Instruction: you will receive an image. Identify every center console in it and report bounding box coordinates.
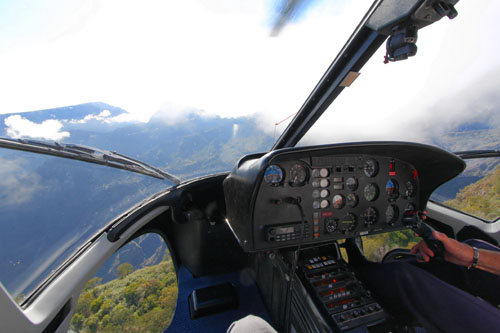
[252,243,388,332]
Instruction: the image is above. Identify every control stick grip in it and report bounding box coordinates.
[412,222,445,262]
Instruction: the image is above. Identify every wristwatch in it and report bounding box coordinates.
[468,247,479,270]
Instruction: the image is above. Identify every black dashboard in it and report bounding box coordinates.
[223,142,465,252]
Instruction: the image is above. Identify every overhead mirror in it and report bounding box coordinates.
[70,233,177,332]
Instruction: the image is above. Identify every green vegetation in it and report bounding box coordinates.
[444,165,500,221]
[71,254,177,333]
[362,230,420,262]
[117,263,133,279]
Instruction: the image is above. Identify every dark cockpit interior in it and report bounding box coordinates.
[161,141,467,332]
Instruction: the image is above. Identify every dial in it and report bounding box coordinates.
[363,183,379,202]
[347,193,359,207]
[320,199,330,209]
[264,165,284,184]
[324,217,338,233]
[363,159,379,178]
[320,168,329,178]
[385,179,399,199]
[404,181,415,198]
[289,164,308,186]
[312,180,320,188]
[313,201,320,209]
[312,190,320,199]
[320,189,329,198]
[363,207,378,226]
[385,205,399,225]
[332,194,345,209]
[346,177,358,191]
[404,203,416,214]
[320,179,330,188]
[402,203,416,226]
[340,213,357,233]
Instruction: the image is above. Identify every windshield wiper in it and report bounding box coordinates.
[454,150,500,160]
[0,137,180,183]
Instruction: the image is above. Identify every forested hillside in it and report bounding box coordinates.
[71,253,177,333]
[445,165,500,221]
[362,230,420,262]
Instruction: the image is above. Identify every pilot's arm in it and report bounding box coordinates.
[411,230,500,276]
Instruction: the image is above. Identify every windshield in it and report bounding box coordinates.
[0,0,373,305]
[0,0,373,180]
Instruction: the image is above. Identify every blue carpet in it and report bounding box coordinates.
[166,265,272,332]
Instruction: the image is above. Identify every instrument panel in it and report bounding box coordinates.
[223,142,465,252]
[254,155,419,246]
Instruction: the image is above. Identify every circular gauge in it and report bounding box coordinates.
[340,213,357,233]
[313,201,320,209]
[404,181,415,198]
[320,168,329,178]
[346,177,358,191]
[312,190,320,199]
[324,217,338,234]
[289,164,308,187]
[385,205,399,225]
[363,183,379,202]
[320,189,329,198]
[263,165,284,185]
[332,194,345,209]
[363,159,379,178]
[363,207,378,226]
[320,179,330,188]
[312,180,320,188]
[402,203,416,226]
[385,179,399,199]
[320,199,330,209]
[347,193,359,207]
[312,169,320,178]
[404,203,416,215]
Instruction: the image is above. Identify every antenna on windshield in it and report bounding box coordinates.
[274,112,297,142]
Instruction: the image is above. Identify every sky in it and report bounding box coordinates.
[1,0,499,145]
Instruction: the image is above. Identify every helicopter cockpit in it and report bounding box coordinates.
[2,0,500,332]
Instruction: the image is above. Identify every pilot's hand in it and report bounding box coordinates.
[411,230,474,267]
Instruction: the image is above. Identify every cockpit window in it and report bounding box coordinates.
[0,149,170,304]
[431,160,500,222]
[297,1,500,153]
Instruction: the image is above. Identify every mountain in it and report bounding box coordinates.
[444,165,500,221]
[1,102,274,180]
[0,102,128,132]
[95,233,168,284]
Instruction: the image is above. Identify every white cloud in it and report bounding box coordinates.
[0,0,498,147]
[4,115,70,141]
[0,0,372,123]
[295,0,500,146]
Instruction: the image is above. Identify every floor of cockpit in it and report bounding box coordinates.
[166,265,272,333]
